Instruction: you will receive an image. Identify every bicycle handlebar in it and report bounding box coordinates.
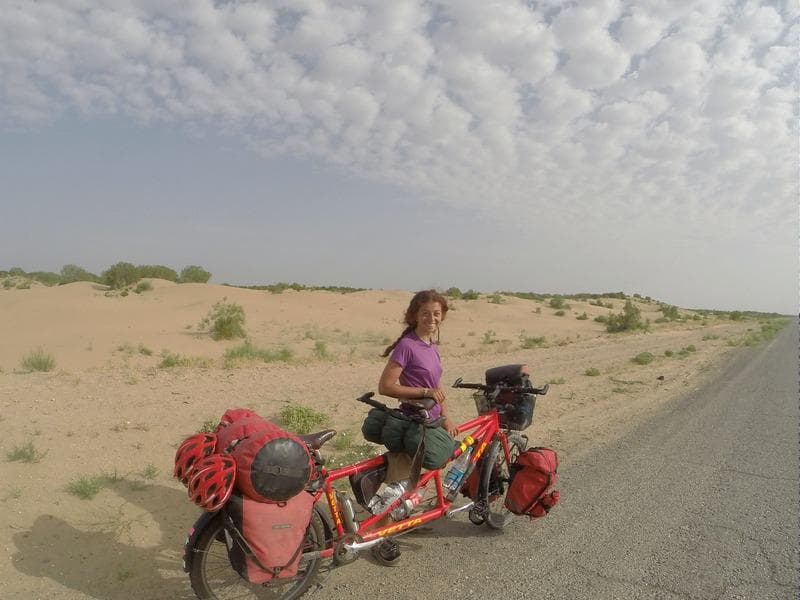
[451,377,549,396]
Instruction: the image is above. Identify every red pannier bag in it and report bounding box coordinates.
[504,447,560,518]
[216,409,314,503]
[223,491,315,583]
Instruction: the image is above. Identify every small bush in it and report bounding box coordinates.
[482,330,497,344]
[313,340,331,360]
[520,335,546,349]
[199,418,217,433]
[141,464,159,480]
[660,304,681,320]
[632,352,655,365]
[549,297,570,310]
[20,348,56,372]
[585,367,601,376]
[179,265,212,284]
[199,300,246,340]
[138,344,153,356]
[102,262,139,290]
[136,264,178,281]
[134,281,153,294]
[60,264,100,284]
[279,404,328,434]
[664,350,674,357]
[606,300,649,333]
[554,310,566,316]
[461,289,480,300]
[702,334,719,341]
[67,475,104,500]
[224,341,293,367]
[445,287,462,299]
[547,377,566,385]
[594,315,608,323]
[488,293,504,304]
[576,312,588,320]
[6,440,47,463]
[158,351,191,368]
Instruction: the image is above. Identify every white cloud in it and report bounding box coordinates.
[0,0,795,236]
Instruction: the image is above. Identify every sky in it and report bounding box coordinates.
[0,0,797,315]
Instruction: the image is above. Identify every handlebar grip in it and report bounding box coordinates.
[356,392,388,411]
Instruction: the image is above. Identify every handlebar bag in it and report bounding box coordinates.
[504,447,560,518]
[217,411,314,503]
[223,491,314,584]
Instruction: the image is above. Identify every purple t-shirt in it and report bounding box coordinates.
[390,333,443,420]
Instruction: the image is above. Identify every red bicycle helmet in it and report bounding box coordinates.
[174,433,218,485]
[187,454,236,511]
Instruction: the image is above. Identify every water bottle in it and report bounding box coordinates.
[390,490,423,520]
[367,480,409,516]
[443,446,473,501]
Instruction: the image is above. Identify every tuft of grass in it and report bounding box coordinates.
[333,430,354,451]
[279,404,329,434]
[20,348,56,372]
[6,440,47,463]
[313,340,331,360]
[158,351,191,368]
[664,349,674,357]
[138,344,153,356]
[547,377,566,385]
[702,333,720,341]
[576,312,588,320]
[141,464,159,480]
[199,299,246,340]
[134,281,153,294]
[482,330,497,345]
[632,352,655,365]
[584,367,601,377]
[199,418,217,433]
[487,293,504,304]
[554,310,566,316]
[520,335,546,349]
[67,475,104,500]
[224,341,294,367]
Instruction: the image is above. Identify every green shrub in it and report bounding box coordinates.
[554,310,565,316]
[659,304,681,320]
[141,464,159,480]
[102,262,139,289]
[179,265,212,283]
[632,352,655,365]
[28,271,61,286]
[134,281,153,294]
[279,404,328,434]
[223,341,293,366]
[158,351,191,368]
[461,289,480,300]
[520,335,546,349]
[6,440,47,463]
[729,311,744,321]
[60,264,100,284]
[200,300,246,340]
[482,330,497,344]
[549,297,570,310]
[576,312,588,320]
[445,287,462,299]
[20,348,56,372]
[664,350,674,357]
[199,418,217,433]
[606,300,648,333]
[584,367,601,376]
[313,340,331,360]
[67,475,104,500]
[594,315,608,323]
[136,264,178,281]
[488,293,504,304]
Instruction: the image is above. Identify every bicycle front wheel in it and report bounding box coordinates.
[481,433,526,530]
[188,511,325,600]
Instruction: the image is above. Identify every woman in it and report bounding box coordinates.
[372,289,458,565]
[379,289,458,437]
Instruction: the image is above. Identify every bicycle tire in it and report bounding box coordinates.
[189,510,325,600]
[480,433,526,530]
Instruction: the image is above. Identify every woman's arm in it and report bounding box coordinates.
[378,360,430,400]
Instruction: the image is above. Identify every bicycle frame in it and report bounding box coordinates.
[311,409,512,559]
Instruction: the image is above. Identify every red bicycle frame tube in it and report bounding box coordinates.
[313,409,507,558]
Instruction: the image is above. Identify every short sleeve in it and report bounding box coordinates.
[390,338,412,369]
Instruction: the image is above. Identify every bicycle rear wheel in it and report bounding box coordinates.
[188,511,325,600]
[481,433,526,530]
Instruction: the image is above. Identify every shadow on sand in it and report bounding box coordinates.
[12,482,201,599]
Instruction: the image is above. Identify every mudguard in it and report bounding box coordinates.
[182,510,218,573]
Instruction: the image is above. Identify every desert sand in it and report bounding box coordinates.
[0,281,764,599]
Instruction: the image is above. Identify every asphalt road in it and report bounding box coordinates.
[318,320,799,600]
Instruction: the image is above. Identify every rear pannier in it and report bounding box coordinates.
[504,447,560,518]
[223,491,315,583]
